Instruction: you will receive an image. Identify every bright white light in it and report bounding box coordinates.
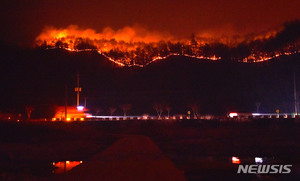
[252,113,260,116]
[255,157,263,164]
[229,113,238,118]
[77,106,84,111]
[232,156,241,164]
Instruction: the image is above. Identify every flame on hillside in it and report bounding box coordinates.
[36,25,175,50]
[35,24,300,66]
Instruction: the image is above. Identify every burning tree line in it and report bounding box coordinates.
[36,21,300,66]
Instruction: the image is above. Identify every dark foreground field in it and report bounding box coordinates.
[1,119,300,180]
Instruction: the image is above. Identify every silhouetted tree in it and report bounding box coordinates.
[165,105,172,118]
[55,41,64,48]
[211,43,231,61]
[189,104,200,118]
[120,104,132,116]
[202,44,213,57]
[108,107,117,116]
[158,41,169,57]
[26,106,35,119]
[153,103,164,118]
[256,102,261,113]
[190,33,198,47]
[74,38,97,50]
[95,108,103,116]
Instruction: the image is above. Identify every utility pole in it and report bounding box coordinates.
[294,71,298,115]
[256,102,261,113]
[75,73,82,106]
[65,85,68,120]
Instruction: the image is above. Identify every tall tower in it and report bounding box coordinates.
[294,71,298,115]
[75,73,82,106]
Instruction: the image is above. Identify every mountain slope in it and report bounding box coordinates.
[0,47,299,117]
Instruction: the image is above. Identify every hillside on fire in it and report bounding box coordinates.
[35,21,300,66]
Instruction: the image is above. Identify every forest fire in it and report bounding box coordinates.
[35,24,300,66]
[34,25,224,66]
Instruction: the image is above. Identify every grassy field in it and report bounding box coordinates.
[0,119,300,180]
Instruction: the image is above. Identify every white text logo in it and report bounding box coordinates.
[237,165,292,174]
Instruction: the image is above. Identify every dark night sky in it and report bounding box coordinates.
[0,0,300,46]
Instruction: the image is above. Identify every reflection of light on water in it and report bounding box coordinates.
[52,161,83,174]
[232,157,241,164]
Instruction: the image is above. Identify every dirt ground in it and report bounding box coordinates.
[0,119,300,180]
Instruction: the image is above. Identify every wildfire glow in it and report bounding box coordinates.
[35,25,299,66]
[36,25,174,45]
[35,25,223,66]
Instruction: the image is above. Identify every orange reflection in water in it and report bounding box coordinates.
[231,157,241,164]
[52,161,83,174]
